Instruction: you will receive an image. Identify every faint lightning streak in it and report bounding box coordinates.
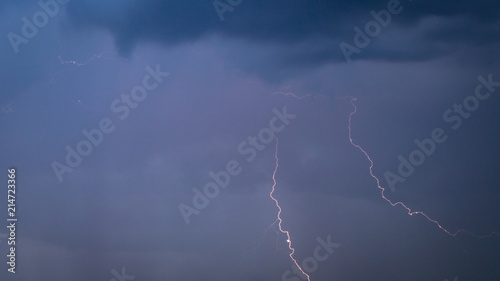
[347,97,500,238]
[46,51,116,85]
[57,51,112,67]
[272,86,311,100]
[270,137,311,281]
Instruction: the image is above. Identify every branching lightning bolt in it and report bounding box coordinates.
[347,96,500,238]
[270,137,311,281]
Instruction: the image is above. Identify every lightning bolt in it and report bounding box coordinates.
[57,51,115,67]
[270,137,311,281]
[46,51,118,85]
[272,86,311,100]
[347,96,500,238]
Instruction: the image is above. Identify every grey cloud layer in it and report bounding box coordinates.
[59,0,500,62]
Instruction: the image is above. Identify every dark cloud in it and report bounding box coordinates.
[61,0,500,64]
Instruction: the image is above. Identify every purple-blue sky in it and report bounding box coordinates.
[0,0,500,280]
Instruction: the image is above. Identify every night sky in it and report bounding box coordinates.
[1,0,500,280]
